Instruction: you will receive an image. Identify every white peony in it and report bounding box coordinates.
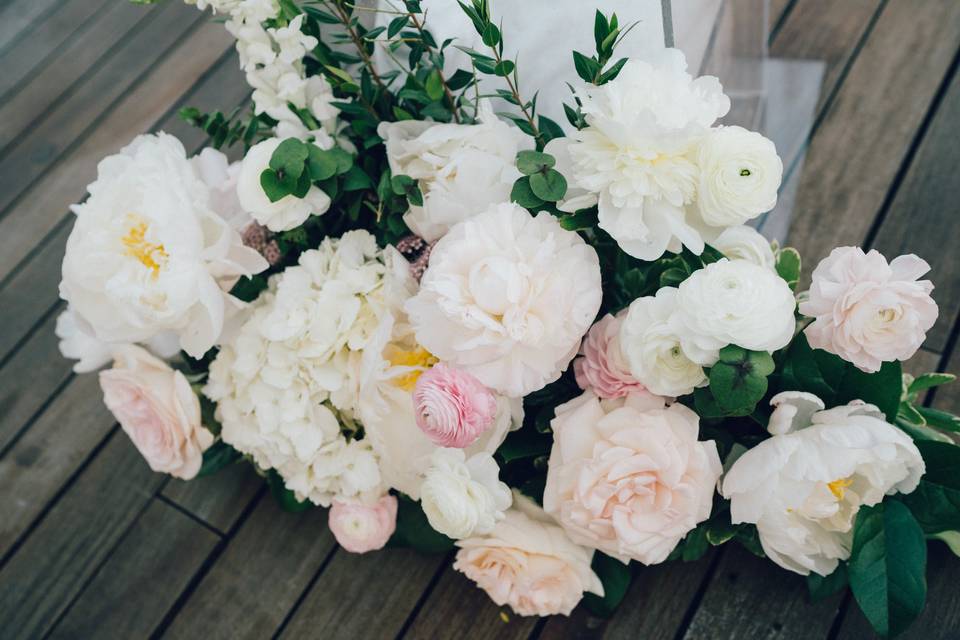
[696,126,782,227]
[420,448,512,539]
[59,133,267,358]
[547,48,730,260]
[619,288,706,397]
[673,259,796,365]
[404,203,603,397]
[56,308,114,373]
[237,137,332,232]
[204,231,403,505]
[722,393,925,576]
[377,101,529,242]
[708,225,776,270]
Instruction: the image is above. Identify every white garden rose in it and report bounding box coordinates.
[420,448,512,539]
[673,259,796,365]
[619,288,706,397]
[59,133,268,358]
[708,225,776,271]
[547,48,730,261]
[237,137,332,232]
[722,393,925,576]
[404,203,603,397]
[377,101,529,242]
[696,126,782,227]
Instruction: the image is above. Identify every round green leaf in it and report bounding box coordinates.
[510,177,545,209]
[516,150,555,175]
[528,168,567,202]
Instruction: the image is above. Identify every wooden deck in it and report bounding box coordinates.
[1,1,959,638]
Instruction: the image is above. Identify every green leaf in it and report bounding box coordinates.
[424,69,445,101]
[481,22,500,46]
[598,57,628,83]
[681,526,710,561]
[342,165,373,191]
[908,372,955,395]
[537,115,565,144]
[516,150,555,175]
[900,440,960,533]
[267,470,313,512]
[916,406,960,432]
[328,147,354,175]
[260,169,290,203]
[659,267,689,288]
[493,60,515,77]
[446,68,475,91]
[306,145,339,181]
[807,564,848,602]
[558,209,598,231]
[775,247,802,291]
[389,494,455,553]
[387,15,409,38]
[196,440,241,478]
[269,138,309,186]
[510,177,545,209]
[593,10,609,53]
[583,553,631,617]
[895,417,954,443]
[848,501,927,638]
[572,51,600,83]
[497,425,552,463]
[708,345,775,413]
[528,168,567,201]
[931,530,960,557]
[391,174,424,207]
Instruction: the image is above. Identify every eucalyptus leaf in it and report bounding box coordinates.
[528,168,567,201]
[306,145,339,181]
[260,169,289,203]
[516,150,555,175]
[510,177,545,209]
[708,345,775,413]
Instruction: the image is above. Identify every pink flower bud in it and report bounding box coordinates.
[328,495,398,554]
[413,363,498,448]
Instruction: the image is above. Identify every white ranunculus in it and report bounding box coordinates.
[237,137,332,232]
[404,203,603,397]
[548,48,730,261]
[420,448,512,539]
[377,101,529,242]
[673,259,796,365]
[722,393,925,576]
[619,288,706,397]
[709,225,776,271]
[696,126,782,227]
[59,133,268,358]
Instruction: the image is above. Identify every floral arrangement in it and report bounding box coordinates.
[57,0,960,635]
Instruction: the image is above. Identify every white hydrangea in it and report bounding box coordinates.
[205,231,407,505]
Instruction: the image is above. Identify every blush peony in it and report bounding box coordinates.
[404,203,603,397]
[413,363,499,448]
[573,311,648,400]
[799,247,938,373]
[99,345,213,479]
[454,492,604,617]
[543,392,722,565]
[328,495,398,554]
[722,392,925,576]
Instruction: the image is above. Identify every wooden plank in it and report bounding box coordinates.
[0,433,166,640]
[868,71,960,352]
[0,0,203,215]
[0,0,61,54]
[162,462,264,533]
[0,373,114,556]
[0,20,238,284]
[46,499,220,639]
[279,548,447,639]
[680,546,844,639]
[0,0,113,101]
[786,0,960,280]
[401,566,539,640]
[539,553,716,639]
[0,0,154,153]
[162,498,336,640]
[934,347,960,415]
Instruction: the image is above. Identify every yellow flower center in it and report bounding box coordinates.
[387,346,438,391]
[827,477,853,501]
[121,219,167,277]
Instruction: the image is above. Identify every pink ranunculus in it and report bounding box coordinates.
[573,312,648,399]
[99,345,213,480]
[413,363,498,448]
[328,495,398,553]
[543,392,722,565]
[454,492,604,617]
[799,247,938,373]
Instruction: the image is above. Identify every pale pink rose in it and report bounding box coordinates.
[799,247,938,372]
[328,495,398,553]
[454,492,603,617]
[413,363,498,448]
[99,345,213,480]
[573,312,648,399]
[543,392,721,565]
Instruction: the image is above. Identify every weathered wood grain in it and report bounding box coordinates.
[46,499,220,640]
[162,462,264,534]
[0,0,203,216]
[0,0,113,100]
[681,546,844,639]
[162,497,336,640]
[401,566,539,640]
[0,0,62,54]
[933,346,960,415]
[0,373,114,557]
[868,69,960,353]
[0,433,165,640]
[279,548,447,639]
[786,0,960,280]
